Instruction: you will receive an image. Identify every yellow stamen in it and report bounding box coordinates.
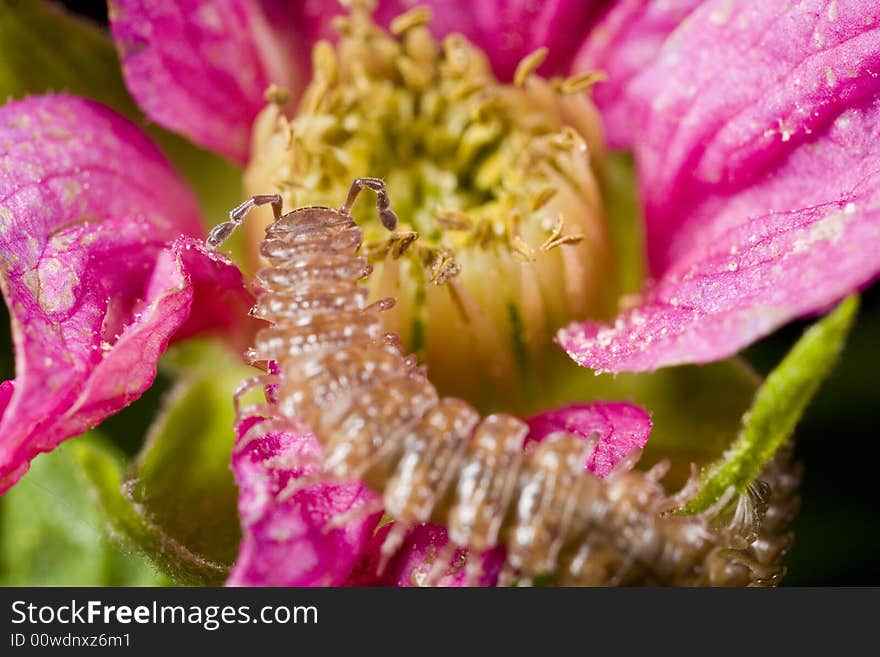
[435,209,473,231]
[263,84,291,106]
[555,70,607,95]
[390,6,433,35]
[243,5,611,408]
[514,48,549,87]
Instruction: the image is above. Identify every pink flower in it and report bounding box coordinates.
[108,0,880,373]
[2,0,875,586]
[0,94,252,492]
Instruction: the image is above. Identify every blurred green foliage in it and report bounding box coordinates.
[0,435,169,586]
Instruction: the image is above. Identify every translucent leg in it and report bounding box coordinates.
[234,415,296,454]
[422,543,458,587]
[321,497,384,533]
[233,374,281,422]
[496,562,519,587]
[377,521,410,576]
[207,194,283,249]
[608,550,637,586]
[464,552,484,587]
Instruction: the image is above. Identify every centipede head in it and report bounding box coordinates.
[264,205,355,235]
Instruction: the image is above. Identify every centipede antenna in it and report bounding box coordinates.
[339,177,399,231]
[206,193,284,249]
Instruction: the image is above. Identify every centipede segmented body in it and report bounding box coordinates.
[207,179,799,586]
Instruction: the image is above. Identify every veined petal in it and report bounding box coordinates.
[450,0,611,80]
[560,0,880,373]
[0,94,250,492]
[109,0,307,164]
[631,0,880,273]
[226,417,381,587]
[525,401,652,478]
[571,0,704,149]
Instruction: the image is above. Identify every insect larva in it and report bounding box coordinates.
[207,180,798,586]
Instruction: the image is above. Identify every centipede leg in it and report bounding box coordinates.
[464,552,484,586]
[320,497,385,533]
[233,374,281,421]
[496,563,520,587]
[206,193,284,249]
[607,550,638,586]
[422,542,459,587]
[377,521,411,575]
[234,414,313,465]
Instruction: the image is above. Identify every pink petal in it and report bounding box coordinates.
[0,94,251,492]
[346,522,506,587]
[571,0,704,149]
[560,0,880,373]
[344,401,652,586]
[294,1,609,80]
[525,401,652,478]
[108,0,615,163]
[109,0,307,164]
[632,0,880,273]
[442,0,610,80]
[227,417,381,586]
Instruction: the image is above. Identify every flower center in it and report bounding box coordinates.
[245,3,612,411]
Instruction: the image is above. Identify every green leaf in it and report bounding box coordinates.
[679,295,859,514]
[0,434,166,586]
[0,0,138,117]
[73,435,226,585]
[0,0,243,240]
[107,340,254,583]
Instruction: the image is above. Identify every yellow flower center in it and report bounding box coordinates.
[245,4,613,411]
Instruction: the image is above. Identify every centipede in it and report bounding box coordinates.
[207,179,800,586]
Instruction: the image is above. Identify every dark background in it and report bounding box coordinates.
[1,0,876,586]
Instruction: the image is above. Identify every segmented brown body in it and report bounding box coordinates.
[208,180,798,586]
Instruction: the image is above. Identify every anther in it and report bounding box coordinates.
[514,48,549,87]
[390,6,433,35]
[555,71,607,95]
[264,84,291,106]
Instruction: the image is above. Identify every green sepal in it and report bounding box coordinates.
[72,434,226,585]
[0,434,167,586]
[679,296,859,514]
[113,340,254,583]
